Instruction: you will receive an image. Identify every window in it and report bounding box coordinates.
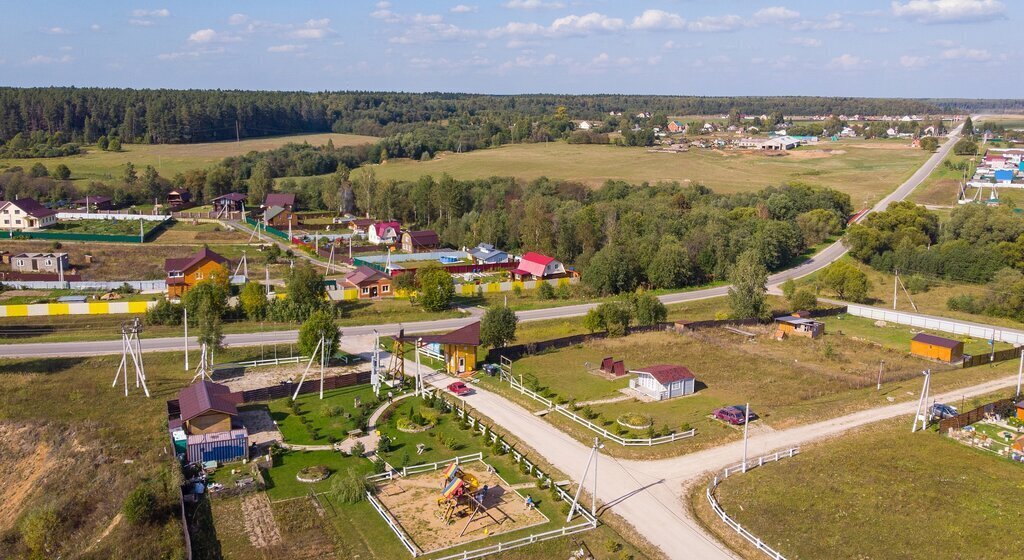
[45,260,52,266]
[362,287,369,294]
[382,284,390,293]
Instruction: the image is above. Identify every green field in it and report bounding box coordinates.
[46,218,164,236]
[352,139,929,209]
[263,384,380,446]
[820,314,1012,355]
[908,154,975,206]
[694,416,1024,559]
[0,133,377,181]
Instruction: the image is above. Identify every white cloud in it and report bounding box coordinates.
[892,0,1005,23]
[90,24,101,31]
[789,13,845,30]
[754,6,800,22]
[132,8,170,18]
[26,54,73,65]
[228,13,248,25]
[157,47,223,61]
[503,0,565,9]
[290,18,332,39]
[188,28,218,43]
[785,37,821,47]
[450,4,477,13]
[941,46,991,60]
[500,53,558,70]
[267,44,306,53]
[630,9,686,30]
[687,15,745,33]
[550,13,625,35]
[43,27,70,35]
[900,55,930,67]
[826,53,868,70]
[129,19,153,27]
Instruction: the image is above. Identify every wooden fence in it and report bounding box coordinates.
[962,346,1024,369]
[938,398,1017,432]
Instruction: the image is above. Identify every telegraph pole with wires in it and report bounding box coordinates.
[293,335,327,400]
[912,369,932,432]
[113,318,150,398]
[741,402,751,472]
[567,437,602,522]
[1016,348,1023,398]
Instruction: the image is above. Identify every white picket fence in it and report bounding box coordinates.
[706,447,800,560]
[365,392,599,558]
[223,355,307,369]
[504,373,696,446]
[845,304,1024,345]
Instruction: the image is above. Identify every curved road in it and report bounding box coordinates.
[0,123,963,359]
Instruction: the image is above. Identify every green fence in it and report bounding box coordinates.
[6,219,169,244]
[245,217,290,240]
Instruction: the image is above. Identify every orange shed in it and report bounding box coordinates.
[910,333,964,363]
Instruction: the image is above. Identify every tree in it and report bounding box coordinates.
[727,250,769,319]
[795,209,842,246]
[97,135,109,150]
[590,301,632,336]
[919,136,939,151]
[248,159,273,207]
[239,281,268,320]
[630,292,667,326]
[141,165,161,201]
[583,244,639,295]
[962,116,974,137]
[818,260,870,302]
[298,309,339,357]
[184,276,229,352]
[29,162,48,178]
[647,240,691,289]
[953,138,978,156]
[789,287,818,310]
[122,161,138,186]
[417,263,454,312]
[286,263,327,317]
[480,305,518,348]
[537,281,555,300]
[108,137,122,152]
[51,164,71,180]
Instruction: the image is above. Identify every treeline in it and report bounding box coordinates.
[0,87,946,147]
[926,98,1024,113]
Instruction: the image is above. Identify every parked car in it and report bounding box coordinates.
[713,405,756,425]
[929,403,959,419]
[447,381,472,396]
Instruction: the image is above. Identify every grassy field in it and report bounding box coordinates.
[693,415,1024,559]
[820,314,1012,355]
[45,218,164,236]
[909,154,975,206]
[263,384,379,446]
[0,133,378,182]
[351,138,929,208]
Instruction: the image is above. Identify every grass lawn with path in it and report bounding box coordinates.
[265,383,381,445]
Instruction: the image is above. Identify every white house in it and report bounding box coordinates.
[0,198,57,230]
[577,120,593,130]
[368,221,401,245]
[629,365,696,401]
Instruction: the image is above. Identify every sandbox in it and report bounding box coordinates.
[375,462,549,554]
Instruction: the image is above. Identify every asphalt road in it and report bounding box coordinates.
[0,125,963,360]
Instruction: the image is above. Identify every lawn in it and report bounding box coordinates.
[263,449,375,501]
[265,384,380,445]
[908,154,975,206]
[46,218,165,236]
[0,133,378,182]
[820,314,1012,355]
[351,138,930,209]
[693,416,1024,560]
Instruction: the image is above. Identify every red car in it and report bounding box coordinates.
[447,381,472,396]
[713,405,756,425]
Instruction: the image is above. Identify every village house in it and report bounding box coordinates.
[576,120,593,130]
[401,230,440,253]
[11,252,69,274]
[0,198,58,230]
[349,218,375,235]
[164,247,229,299]
[910,333,964,363]
[264,205,297,229]
[211,192,247,213]
[174,380,248,464]
[467,243,510,265]
[512,252,566,280]
[402,322,480,375]
[773,314,824,339]
[629,364,696,401]
[342,266,393,299]
[667,120,685,133]
[166,189,192,207]
[368,221,401,245]
[72,195,113,211]
[264,192,296,211]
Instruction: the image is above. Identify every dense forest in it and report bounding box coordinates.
[0,87,955,147]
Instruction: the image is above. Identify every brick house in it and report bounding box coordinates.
[342,266,393,299]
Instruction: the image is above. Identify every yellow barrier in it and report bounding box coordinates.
[47,303,70,316]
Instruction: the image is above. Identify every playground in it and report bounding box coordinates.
[374,460,548,554]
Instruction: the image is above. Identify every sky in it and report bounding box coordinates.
[1,0,1017,97]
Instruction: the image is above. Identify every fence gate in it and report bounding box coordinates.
[499,356,513,381]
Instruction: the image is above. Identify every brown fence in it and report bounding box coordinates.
[962,346,1023,369]
[166,370,371,420]
[938,398,1018,432]
[485,322,672,363]
[675,306,847,332]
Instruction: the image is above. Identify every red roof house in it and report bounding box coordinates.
[264,192,296,210]
[512,252,566,279]
[177,380,242,435]
[368,221,401,245]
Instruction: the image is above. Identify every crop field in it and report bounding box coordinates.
[693,416,1024,559]
[0,133,377,181]
[476,319,1022,458]
[352,138,929,208]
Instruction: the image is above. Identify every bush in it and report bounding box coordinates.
[537,281,555,300]
[605,538,623,553]
[123,485,158,525]
[146,298,182,326]
[320,405,343,418]
[351,441,366,457]
[332,468,374,504]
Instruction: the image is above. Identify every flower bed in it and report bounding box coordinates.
[616,413,653,430]
[295,465,330,483]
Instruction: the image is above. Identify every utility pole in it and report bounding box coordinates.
[912,369,932,432]
[183,306,189,371]
[876,360,884,391]
[893,269,899,310]
[1017,348,1023,398]
[415,338,423,397]
[741,402,750,472]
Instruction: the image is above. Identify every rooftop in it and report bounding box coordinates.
[911,332,962,349]
[633,364,695,385]
[178,380,240,423]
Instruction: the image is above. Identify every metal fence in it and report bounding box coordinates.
[846,304,1024,345]
[0,279,166,290]
[706,447,800,560]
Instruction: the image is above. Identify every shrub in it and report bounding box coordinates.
[439,433,460,450]
[123,485,158,525]
[20,506,59,556]
[378,434,392,453]
[605,539,623,553]
[351,441,366,457]
[537,281,555,300]
[321,405,343,418]
[332,468,374,504]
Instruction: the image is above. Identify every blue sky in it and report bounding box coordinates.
[2,0,1016,97]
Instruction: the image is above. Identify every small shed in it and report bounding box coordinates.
[629,365,696,401]
[401,322,480,374]
[774,315,824,339]
[178,380,241,435]
[1016,402,1024,422]
[910,333,964,362]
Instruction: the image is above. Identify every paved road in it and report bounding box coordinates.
[0,125,963,360]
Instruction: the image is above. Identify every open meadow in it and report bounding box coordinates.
[353,138,930,208]
[692,415,1024,560]
[0,133,377,181]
